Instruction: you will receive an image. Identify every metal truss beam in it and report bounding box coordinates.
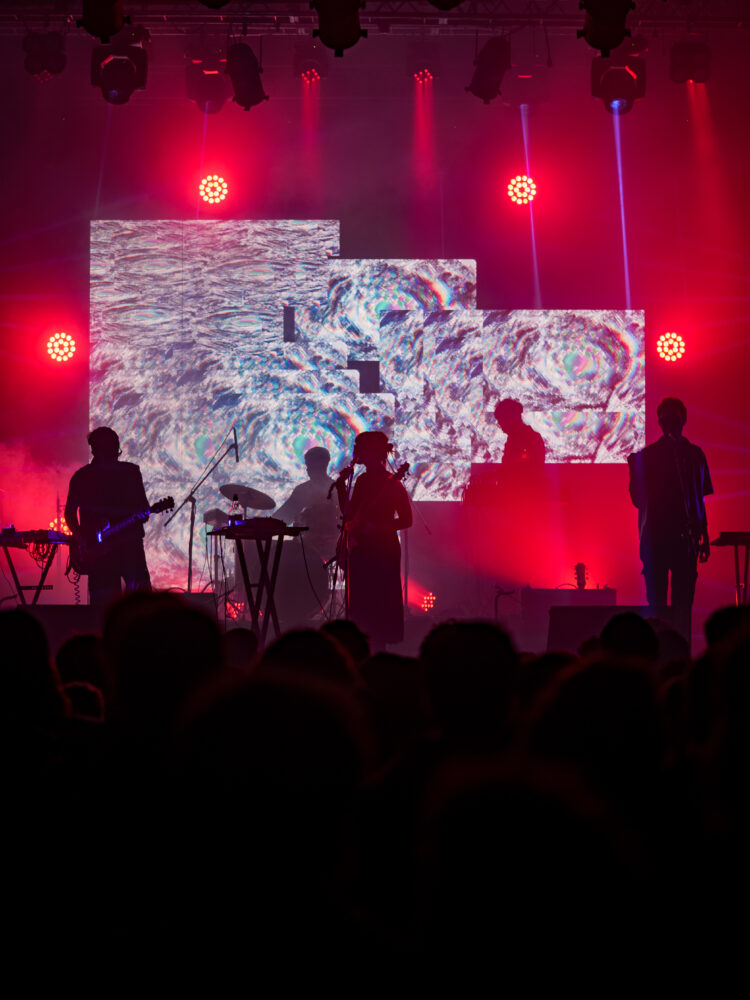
[0,1,746,36]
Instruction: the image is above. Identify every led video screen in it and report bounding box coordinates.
[90,219,644,587]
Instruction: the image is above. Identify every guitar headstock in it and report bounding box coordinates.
[151,496,175,515]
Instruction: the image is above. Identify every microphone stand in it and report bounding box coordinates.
[165,442,237,594]
[329,465,355,619]
[387,457,431,619]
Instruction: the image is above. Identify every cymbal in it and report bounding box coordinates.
[203,507,229,528]
[219,483,276,510]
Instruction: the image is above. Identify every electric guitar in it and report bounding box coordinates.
[69,497,174,575]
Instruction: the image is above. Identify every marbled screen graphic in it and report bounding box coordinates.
[90,220,644,586]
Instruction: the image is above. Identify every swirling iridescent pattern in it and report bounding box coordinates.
[90,220,643,584]
[90,221,478,585]
[379,308,645,499]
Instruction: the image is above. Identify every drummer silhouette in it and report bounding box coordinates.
[253,446,334,626]
[276,448,332,521]
[276,447,339,555]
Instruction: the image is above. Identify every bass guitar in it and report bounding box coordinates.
[69,496,174,575]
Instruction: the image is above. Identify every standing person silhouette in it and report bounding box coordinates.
[334,431,412,651]
[65,427,152,606]
[628,398,713,643]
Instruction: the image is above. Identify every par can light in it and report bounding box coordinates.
[507,174,537,205]
[199,175,228,204]
[47,332,76,362]
[657,332,686,362]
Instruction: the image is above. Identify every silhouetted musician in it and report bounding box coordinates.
[65,427,152,606]
[275,446,338,555]
[628,397,713,642]
[335,431,412,651]
[494,398,546,469]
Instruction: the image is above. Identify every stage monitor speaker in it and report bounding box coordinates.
[547,605,670,653]
[520,587,616,653]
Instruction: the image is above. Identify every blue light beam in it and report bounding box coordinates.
[612,110,632,309]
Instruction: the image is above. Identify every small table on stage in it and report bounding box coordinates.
[711,532,750,606]
[208,518,305,644]
[0,529,70,606]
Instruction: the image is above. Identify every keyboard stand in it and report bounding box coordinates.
[712,532,750,606]
[1,544,58,606]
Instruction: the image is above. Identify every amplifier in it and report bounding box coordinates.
[519,586,616,653]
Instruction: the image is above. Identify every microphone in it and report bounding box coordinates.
[232,426,239,463]
[327,465,353,500]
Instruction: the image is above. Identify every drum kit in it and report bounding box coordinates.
[204,482,335,629]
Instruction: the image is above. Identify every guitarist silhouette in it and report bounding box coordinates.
[65,427,154,606]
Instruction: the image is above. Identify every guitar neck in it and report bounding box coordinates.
[97,497,173,543]
[98,510,148,543]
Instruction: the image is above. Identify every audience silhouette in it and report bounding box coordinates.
[2,595,748,965]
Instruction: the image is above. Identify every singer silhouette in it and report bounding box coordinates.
[335,431,412,651]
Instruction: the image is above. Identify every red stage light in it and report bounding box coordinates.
[225,599,245,620]
[420,591,436,612]
[47,332,76,362]
[414,69,433,83]
[657,332,686,362]
[199,174,228,204]
[301,68,320,84]
[49,517,72,536]
[507,174,537,205]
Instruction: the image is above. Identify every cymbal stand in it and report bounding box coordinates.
[165,442,236,594]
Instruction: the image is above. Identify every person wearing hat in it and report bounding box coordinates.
[334,431,412,650]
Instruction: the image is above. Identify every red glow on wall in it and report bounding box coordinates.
[657,332,686,362]
[47,331,76,362]
[199,174,228,204]
[507,174,537,205]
